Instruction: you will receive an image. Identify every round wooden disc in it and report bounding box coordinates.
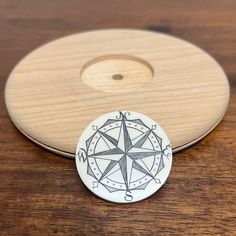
[5,29,229,158]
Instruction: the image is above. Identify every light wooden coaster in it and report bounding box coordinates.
[5,29,229,158]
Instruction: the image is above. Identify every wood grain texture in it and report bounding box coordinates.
[4,29,229,157]
[0,0,235,235]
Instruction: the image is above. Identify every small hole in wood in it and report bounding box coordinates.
[112,74,123,80]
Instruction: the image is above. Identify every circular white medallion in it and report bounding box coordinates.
[75,111,172,203]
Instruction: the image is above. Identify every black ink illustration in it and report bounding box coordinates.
[77,111,171,202]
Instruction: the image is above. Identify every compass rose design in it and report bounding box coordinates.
[76,111,172,203]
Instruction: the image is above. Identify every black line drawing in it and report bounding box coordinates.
[77,111,171,202]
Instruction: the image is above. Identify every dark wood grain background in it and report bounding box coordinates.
[0,0,235,235]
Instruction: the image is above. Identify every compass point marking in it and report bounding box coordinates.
[93,181,99,188]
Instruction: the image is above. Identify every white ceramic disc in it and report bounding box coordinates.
[75,111,172,203]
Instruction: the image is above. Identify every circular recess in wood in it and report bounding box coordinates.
[80,55,154,93]
[5,29,230,158]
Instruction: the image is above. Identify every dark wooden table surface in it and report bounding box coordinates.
[0,0,235,235]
